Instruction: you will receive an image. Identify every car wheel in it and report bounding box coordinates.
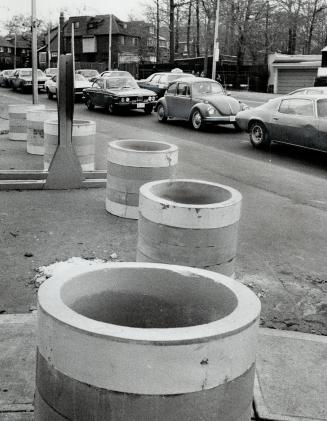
[191,109,204,130]
[157,103,167,122]
[249,121,271,149]
[47,88,53,100]
[86,97,94,110]
[144,105,153,115]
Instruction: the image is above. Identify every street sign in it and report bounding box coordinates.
[39,52,47,64]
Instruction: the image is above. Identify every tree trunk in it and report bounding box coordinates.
[156,0,160,63]
[175,6,179,54]
[169,0,175,64]
[196,0,200,56]
[186,1,192,56]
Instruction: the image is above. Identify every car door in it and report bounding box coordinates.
[12,71,19,89]
[90,79,105,106]
[276,98,317,147]
[316,98,327,152]
[164,82,178,116]
[172,82,192,119]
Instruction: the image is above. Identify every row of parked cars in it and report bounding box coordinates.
[1,66,327,152]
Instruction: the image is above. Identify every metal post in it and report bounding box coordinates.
[48,26,51,67]
[211,0,220,80]
[108,14,112,70]
[14,33,17,68]
[31,0,38,104]
[71,23,75,74]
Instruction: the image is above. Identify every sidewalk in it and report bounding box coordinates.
[1,313,326,420]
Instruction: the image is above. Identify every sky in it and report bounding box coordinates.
[0,0,151,34]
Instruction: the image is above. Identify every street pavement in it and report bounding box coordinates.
[0,89,326,419]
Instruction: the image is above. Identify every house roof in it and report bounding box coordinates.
[64,15,137,37]
[0,36,30,49]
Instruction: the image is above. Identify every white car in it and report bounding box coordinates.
[45,73,92,100]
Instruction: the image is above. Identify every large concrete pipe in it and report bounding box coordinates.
[34,262,260,421]
[44,119,96,170]
[26,108,57,155]
[137,179,242,276]
[106,139,178,219]
[8,104,45,141]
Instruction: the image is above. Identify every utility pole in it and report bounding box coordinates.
[14,33,17,68]
[211,0,220,80]
[31,0,38,104]
[108,14,112,70]
[48,26,51,68]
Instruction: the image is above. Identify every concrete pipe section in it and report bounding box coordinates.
[106,139,178,219]
[44,119,96,170]
[26,109,57,155]
[137,179,242,276]
[8,104,46,141]
[35,262,260,421]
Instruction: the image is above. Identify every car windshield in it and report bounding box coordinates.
[46,68,58,75]
[5,70,14,76]
[75,74,87,81]
[167,74,191,82]
[20,71,32,76]
[103,71,132,78]
[105,77,138,90]
[317,99,327,118]
[192,81,224,95]
[79,70,99,77]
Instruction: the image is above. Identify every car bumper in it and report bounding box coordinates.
[204,116,237,124]
[235,117,249,131]
[116,102,154,109]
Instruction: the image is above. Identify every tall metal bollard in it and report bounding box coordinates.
[34,262,260,421]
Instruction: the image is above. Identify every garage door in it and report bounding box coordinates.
[277,69,317,94]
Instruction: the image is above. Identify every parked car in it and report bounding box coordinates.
[156,77,248,130]
[75,69,100,82]
[236,94,327,152]
[44,67,58,78]
[287,87,327,96]
[138,71,195,98]
[83,77,157,114]
[45,73,92,100]
[11,68,47,92]
[0,69,15,87]
[100,70,133,78]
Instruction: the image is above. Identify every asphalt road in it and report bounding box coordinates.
[0,88,327,334]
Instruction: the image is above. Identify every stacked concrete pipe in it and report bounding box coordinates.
[106,139,178,219]
[137,179,242,276]
[44,119,96,170]
[8,104,46,141]
[26,108,57,155]
[34,262,260,421]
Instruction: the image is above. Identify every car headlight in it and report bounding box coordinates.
[125,97,130,102]
[121,97,125,102]
[207,105,215,115]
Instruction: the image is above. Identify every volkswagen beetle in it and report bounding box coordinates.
[156,77,248,130]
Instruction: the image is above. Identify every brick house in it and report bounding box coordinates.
[0,36,31,69]
[44,15,141,75]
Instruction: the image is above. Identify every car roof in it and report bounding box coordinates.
[169,76,216,84]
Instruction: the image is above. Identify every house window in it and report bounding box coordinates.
[120,36,125,45]
[21,49,26,54]
[7,47,12,53]
[132,37,138,46]
[147,38,154,47]
[123,23,127,29]
[0,47,4,52]
[149,26,155,34]
[82,37,97,53]
[74,21,80,29]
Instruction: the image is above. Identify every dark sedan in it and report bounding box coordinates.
[156,77,248,130]
[83,77,157,114]
[236,94,327,152]
[138,71,195,98]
